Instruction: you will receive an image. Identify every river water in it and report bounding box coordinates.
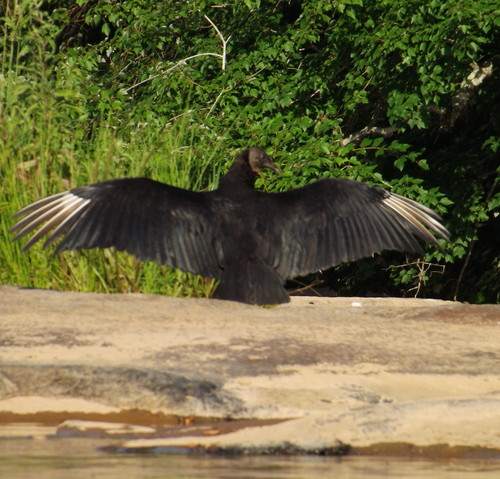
[1,435,499,479]
[1,423,499,478]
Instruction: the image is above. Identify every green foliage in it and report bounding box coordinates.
[1,0,498,302]
[0,0,220,297]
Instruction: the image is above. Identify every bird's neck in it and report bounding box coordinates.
[218,159,257,191]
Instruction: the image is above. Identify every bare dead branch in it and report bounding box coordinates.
[387,260,445,298]
[125,17,230,93]
[125,53,224,92]
[440,62,493,131]
[204,15,231,70]
[289,279,325,296]
[339,62,493,146]
[339,125,397,147]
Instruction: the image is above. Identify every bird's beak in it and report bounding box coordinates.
[266,161,281,176]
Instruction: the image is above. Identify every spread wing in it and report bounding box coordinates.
[256,178,449,279]
[10,178,222,278]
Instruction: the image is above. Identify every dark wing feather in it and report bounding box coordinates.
[256,178,449,279]
[10,178,221,278]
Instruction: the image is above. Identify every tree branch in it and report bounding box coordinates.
[339,125,397,147]
[339,63,493,146]
[125,16,230,93]
[204,15,231,71]
[441,62,493,131]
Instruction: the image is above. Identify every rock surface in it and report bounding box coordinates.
[1,285,499,454]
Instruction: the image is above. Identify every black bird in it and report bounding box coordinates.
[10,147,449,304]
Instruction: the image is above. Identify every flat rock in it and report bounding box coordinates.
[1,285,499,454]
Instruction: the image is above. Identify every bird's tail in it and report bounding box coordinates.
[213,261,289,305]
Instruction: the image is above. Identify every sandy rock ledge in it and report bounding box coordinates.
[0,285,499,456]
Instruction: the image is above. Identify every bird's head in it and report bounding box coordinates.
[244,147,281,176]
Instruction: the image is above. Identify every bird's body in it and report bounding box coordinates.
[10,147,449,304]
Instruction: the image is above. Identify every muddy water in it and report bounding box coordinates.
[1,427,499,479]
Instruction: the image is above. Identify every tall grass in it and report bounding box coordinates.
[0,1,223,298]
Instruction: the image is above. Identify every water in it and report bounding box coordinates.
[0,426,499,478]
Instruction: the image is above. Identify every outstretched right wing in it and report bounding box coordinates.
[10,178,222,278]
